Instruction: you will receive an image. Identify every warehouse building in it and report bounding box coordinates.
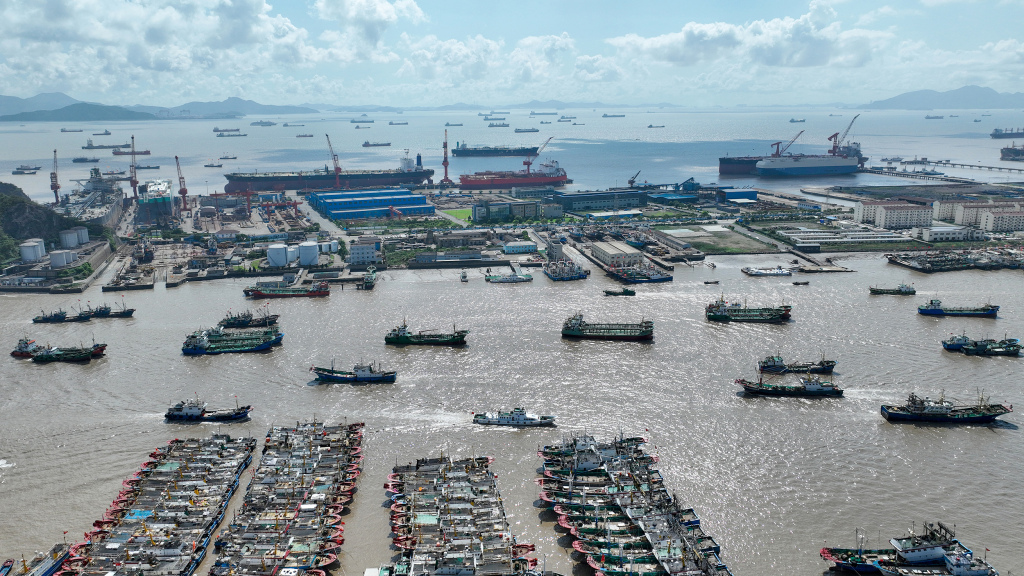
[307,188,435,220]
[591,241,643,268]
[550,190,647,211]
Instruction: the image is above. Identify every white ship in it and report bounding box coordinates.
[472,407,556,427]
[756,154,860,176]
[741,266,793,277]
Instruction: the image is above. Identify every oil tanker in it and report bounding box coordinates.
[459,160,567,190]
[224,153,434,193]
[450,142,539,157]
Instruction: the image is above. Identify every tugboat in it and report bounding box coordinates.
[310,360,397,383]
[736,374,844,397]
[917,299,999,318]
[561,312,653,341]
[218,309,280,328]
[243,281,330,298]
[164,396,252,422]
[10,338,40,357]
[604,287,636,296]
[472,407,556,427]
[705,296,792,323]
[385,320,469,346]
[32,309,67,323]
[881,391,1012,423]
[757,354,836,374]
[870,283,916,295]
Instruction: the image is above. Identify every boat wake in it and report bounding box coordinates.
[0,458,15,468]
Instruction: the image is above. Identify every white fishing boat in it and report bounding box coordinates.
[472,407,556,427]
[741,266,793,277]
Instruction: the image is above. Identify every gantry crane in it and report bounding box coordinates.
[49,149,60,204]
[770,130,804,156]
[325,134,342,189]
[523,137,554,173]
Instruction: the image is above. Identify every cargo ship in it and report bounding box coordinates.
[1001,143,1024,161]
[719,156,764,175]
[736,375,843,397]
[459,160,567,190]
[181,330,282,354]
[757,355,836,374]
[705,296,792,323]
[991,128,1024,139]
[451,142,540,157]
[561,312,653,341]
[82,138,129,149]
[218,309,279,327]
[113,148,151,155]
[385,320,468,345]
[164,396,253,421]
[243,280,330,298]
[362,141,391,147]
[917,299,998,318]
[213,127,240,132]
[310,360,397,383]
[251,120,277,126]
[223,153,433,192]
[870,283,916,295]
[881,392,1012,423]
[756,154,860,176]
[959,337,1021,356]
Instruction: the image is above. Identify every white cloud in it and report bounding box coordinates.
[856,5,898,25]
[396,34,504,84]
[573,55,622,83]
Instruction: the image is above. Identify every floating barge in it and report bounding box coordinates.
[53,434,256,576]
[209,421,365,576]
[538,433,733,576]
[381,454,537,576]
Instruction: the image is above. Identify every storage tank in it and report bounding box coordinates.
[286,246,298,263]
[60,229,79,249]
[49,250,69,268]
[267,243,288,267]
[19,241,40,262]
[73,226,90,244]
[330,240,339,253]
[68,251,79,264]
[298,241,319,266]
[27,238,46,256]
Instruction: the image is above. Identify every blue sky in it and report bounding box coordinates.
[0,0,1021,107]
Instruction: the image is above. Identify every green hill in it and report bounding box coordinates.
[0,182,108,261]
[0,103,157,122]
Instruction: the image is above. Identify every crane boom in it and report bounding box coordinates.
[325,134,342,188]
[175,156,188,212]
[523,137,554,173]
[49,149,60,204]
[129,135,139,199]
[837,113,860,148]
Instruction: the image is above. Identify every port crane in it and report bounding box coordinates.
[49,149,60,204]
[828,113,860,155]
[439,130,454,186]
[325,134,342,188]
[523,137,554,174]
[128,135,139,199]
[627,170,641,188]
[175,156,189,213]
[770,130,804,157]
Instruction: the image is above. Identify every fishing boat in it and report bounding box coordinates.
[918,299,999,318]
[460,269,468,282]
[543,259,588,281]
[10,338,40,358]
[310,360,397,383]
[820,522,962,573]
[870,283,916,295]
[961,338,1021,356]
[757,354,836,374]
[243,280,330,298]
[705,296,792,323]
[736,375,844,397]
[941,332,974,351]
[18,544,69,576]
[881,392,1012,423]
[561,312,653,341]
[32,309,67,323]
[1,559,12,576]
[741,265,792,277]
[607,261,673,283]
[385,320,468,345]
[472,407,556,427]
[65,305,93,322]
[181,330,282,355]
[218,309,280,328]
[604,287,636,296]
[164,396,253,422]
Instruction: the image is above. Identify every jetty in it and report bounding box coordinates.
[55,434,257,576]
[538,433,733,576]
[209,421,364,576]
[380,454,538,576]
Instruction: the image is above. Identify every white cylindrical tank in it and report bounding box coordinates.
[60,229,79,249]
[267,243,288,267]
[330,240,339,253]
[286,246,298,263]
[28,238,46,256]
[73,226,90,244]
[69,251,79,264]
[20,242,40,262]
[298,241,319,266]
[50,250,69,268]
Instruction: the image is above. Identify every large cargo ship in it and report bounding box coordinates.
[56,167,125,227]
[82,138,129,149]
[719,156,763,175]
[991,128,1024,139]
[756,154,860,176]
[1001,143,1024,161]
[459,160,567,190]
[561,312,653,341]
[224,153,434,192]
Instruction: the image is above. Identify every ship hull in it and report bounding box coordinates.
[165,407,253,421]
[385,335,467,346]
[756,156,860,176]
[459,173,568,190]
[991,130,1024,139]
[224,169,435,193]
[718,157,762,175]
[740,385,843,397]
[917,308,997,318]
[880,406,1005,423]
[452,147,539,157]
[243,288,330,298]
[312,369,397,383]
[561,327,653,341]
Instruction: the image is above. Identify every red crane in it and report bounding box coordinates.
[49,149,60,204]
[523,137,554,174]
[175,156,189,213]
[128,135,139,199]
[439,130,454,186]
[769,130,804,157]
[828,113,861,156]
[325,134,342,189]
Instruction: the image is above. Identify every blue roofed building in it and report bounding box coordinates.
[307,188,435,220]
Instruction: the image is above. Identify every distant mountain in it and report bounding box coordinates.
[0,103,156,122]
[134,97,318,117]
[862,86,1024,110]
[0,92,82,116]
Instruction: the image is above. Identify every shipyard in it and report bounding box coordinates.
[3,3,1024,574]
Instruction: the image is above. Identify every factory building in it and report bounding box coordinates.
[503,241,537,254]
[591,241,643,268]
[348,236,383,266]
[471,201,542,222]
[550,190,647,211]
[307,188,435,220]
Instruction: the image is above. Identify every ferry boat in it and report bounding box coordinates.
[604,288,636,296]
[870,283,916,295]
[881,392,1012,423]
[757,354,836,374]
[164,397,252,422]
[311,360,397,383]
[32,309,67,323]
[705,296,792,323]
[385,320,468,345]
[561,312,653,341]
[10,338,40,357]
[218,309,279,328]
[472,407,556,427]
[917,299,999,318]
[736,375,843,397]
[243,280,330,298]
[543,259,588,281]
[741,265,792,276]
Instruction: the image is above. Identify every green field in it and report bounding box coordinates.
[443,209,472,220]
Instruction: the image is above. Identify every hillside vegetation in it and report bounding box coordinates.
[0,182,108,261]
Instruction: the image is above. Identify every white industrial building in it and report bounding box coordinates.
[348,242,382,266]
[911,226,985,242]
[591,241,643,268]
[954,202,1021,226]
[980,211,1024,232]
[876,204,933,229]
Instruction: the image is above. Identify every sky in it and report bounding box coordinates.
[0,0,1022,108]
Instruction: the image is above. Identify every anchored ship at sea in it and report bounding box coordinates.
[706,296,792,323]
[450,142,540,156]
[991,127,1024,139]
[736,374,844,397]
[164,396,253,422]
[881,391,1012,423]
[758,354,836,374]
[1001,142,1024,161]
[385,320,468,345]
[472,407,556,427]
[870,283,916,295]
[182,327,283,355]
[917,299,999,318]
[310,360,397,383]
[224,149,433,193]
[561,312,654,341]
